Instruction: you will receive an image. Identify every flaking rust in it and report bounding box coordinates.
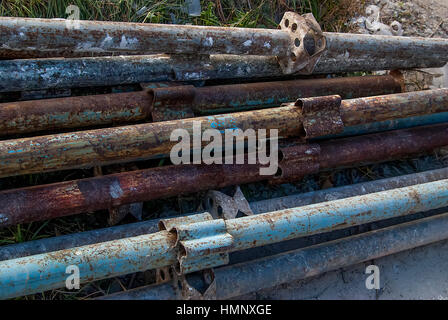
[0,89,447,178]
[0,123,447,227]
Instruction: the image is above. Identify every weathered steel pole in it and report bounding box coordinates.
[1,167,447,261]
[0,123,447,227]
[1,178,448,299]
[0,75,402,136]
[0,54,440,93]
[100,212,448,300]
[0,89,447,178]
[1,16,447,69]
[0,16,291,57]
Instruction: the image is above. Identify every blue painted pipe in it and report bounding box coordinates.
[1,179,448,299]
[101,211,448,299]
[2,167,448,262]
[318,112,448,139]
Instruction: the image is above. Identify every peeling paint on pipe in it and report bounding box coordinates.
[0,17,291,57]
[1,16,447,65]
[2,167,448,261]
[0,75,402,137]
[0,219,162,261]
[0,123,447,227]
[226,179,448,251]
[250,167,448,214]
[0,91,152,136]
[0,54,443,93]
[0,89,447,178]
[216,212,448,299]
[0,230,177,300]
[1,178,448,299]
[103,212,448,300]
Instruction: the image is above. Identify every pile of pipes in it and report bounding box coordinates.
[0,12,448,300]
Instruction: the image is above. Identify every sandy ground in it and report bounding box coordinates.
[236,0,448,300]
[237,239,448,300]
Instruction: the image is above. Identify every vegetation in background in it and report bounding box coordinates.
[0,0,361,31]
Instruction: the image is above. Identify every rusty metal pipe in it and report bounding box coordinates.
[0,75,402,136]
[1,16,447,64]
[2,177,448,299]
[102,212,448,300]
[152,74,403,115]
[0,123,447,227]
[0,54,441,93]
[0,16,291,57]
[0,91,151,136]
[0,106,303,178]
[2,167,448,261]
[0,89,447,178]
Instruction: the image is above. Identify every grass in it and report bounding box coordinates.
[0,0,366,300]
[0,0,360,31]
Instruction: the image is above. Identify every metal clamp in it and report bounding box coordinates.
[295,94,344,139]
[143,83,195,121]
[159,212,233,276]
[277,12,327,74]
[203,186,253,220]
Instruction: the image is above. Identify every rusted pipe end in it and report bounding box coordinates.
[294,95,344,139]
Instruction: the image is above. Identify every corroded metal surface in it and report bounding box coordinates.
[0,219,162,261]
[277,12,326,74]
[341,88,448,126]
[4,167,448,263]
[1,16,447,72]
[251,167,448,214]
[295,95,343,138]
[1,89,446,178]
[318,123,448,169]
[150,85,195,121]
[204,187,254,220]
[1,178,448,299]
[0,16,290,57]
[0,162,263,227]
[0,75,402,136]
[0,54,442,93]
[214,211,448,299]
[0,230,177,300]
[0,106,304,178]
[323,32,448,65]
[0,124,447,227]
[108,211,448,300]
[153,75,403,114]
[174,219,234,274]
[226,179,448,251]
[0,91,151,136]
[272,143,320,184]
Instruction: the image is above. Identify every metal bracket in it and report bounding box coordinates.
[108,203,143,225]
[159,212,233,276]
[277,12,327,75]
[203,186,253,220]
[174,269,217,300]
[295,94,344,139]
[155,266,173,284]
